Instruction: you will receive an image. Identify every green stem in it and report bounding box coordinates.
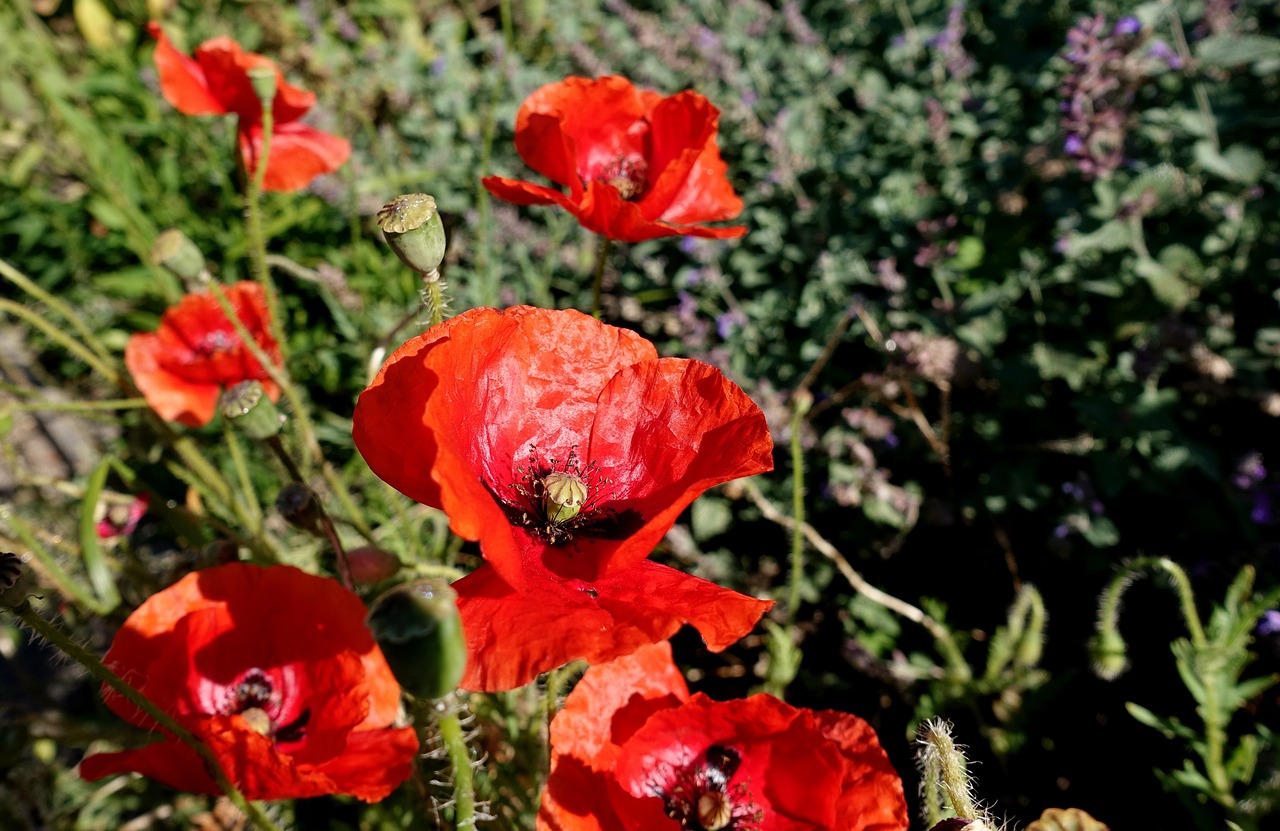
[2,514,111,616]
[590,236,612,319]
[0,258,116,366]
[785,394,809,626]
[0,297,123,388]
[204,281,325,479]
[244,108,285,351]
[265,437,354,590]
[1,398,149,414]
[425,277,447,329]
[437,699,477,829]
[223,421,264,536]
[7,601,283,831]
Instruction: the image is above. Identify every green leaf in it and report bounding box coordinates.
[690,496,733,541]
[1135,256,1195,310]
[1194,141,1266,184]
[1126,701,1198,741]
[1196,34,1280,69]
[78,456,121,612]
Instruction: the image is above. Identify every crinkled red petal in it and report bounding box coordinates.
[812,710,911,831]
[353,307,657,587]
[454,560,771,692]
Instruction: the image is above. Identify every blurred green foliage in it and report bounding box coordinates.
[1,0,1279,829]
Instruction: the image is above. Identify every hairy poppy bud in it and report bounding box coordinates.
[151,229,207,285]
[246,64,277,107]
[220,380,282,440]
[276,483,322,534]
[346,546,402,585]
[1088,628,1128,680]
[366,579,466,700]
[376,194,446,279]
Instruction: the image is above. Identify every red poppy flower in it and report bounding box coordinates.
[539,642,910,831]
[79,563,419,802]
[147,22,351,192]
[353,306,773,691]
[481,76,746,242]
[125,281,281,428]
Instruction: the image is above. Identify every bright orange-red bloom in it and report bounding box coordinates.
[482,76,746,242]
[125,281,281,427]
[539,642,910,831]
[353,306,773,691]
[79,563,419,802]
[147,22,351,192]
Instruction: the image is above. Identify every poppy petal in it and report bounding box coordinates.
[454,560,771,691]
[191,36,316,125]
[534,356,772,580]
[641,92,744,226]
[812,711,912,831]
[354,307,657,587]
[512,113,583,197]
[481,175,581,209]
[549,641,688,771]
[146,22,226,116]
[575,181,746,243]
[123,335,222,427]
[516,77,649,186]
[239,121,351,192]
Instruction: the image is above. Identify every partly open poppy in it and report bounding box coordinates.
[482,76,746,242]
[125,281,281,428]
[79,563,419,802]
[353,306,773,690]
[539,642,910,831]
[147,22,351,192]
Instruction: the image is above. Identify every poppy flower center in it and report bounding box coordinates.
[649,745,763,831]
[596,156,649,201]
[220,668,310,746]
[498,445,618,545]
[191,329,241,358]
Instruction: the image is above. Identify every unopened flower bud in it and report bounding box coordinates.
[366,578,466,700]
[1088,628,1128,680]
[377,194,446,278]
[276,483,321,533]
[542,471,587,522]
[220,381,281,440]
[0,551,32,610]
[247,64,277,107]
[151,229,207,285]
[346,546,402,585]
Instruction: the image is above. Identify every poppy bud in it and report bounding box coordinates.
[246,64,277,107]
[346,546,402,585]
[220,380,282,440]
[276,482,322,534]
[376,194,446,279]
[151,229,208,285]
[542,470,587,522]
[0,551,31,611]
[366,578,466,700]
[1088,628,1128,680]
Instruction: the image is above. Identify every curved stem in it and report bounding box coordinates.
[785,398,807,626]
[7,602,282,831]
[0,298,123,389]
